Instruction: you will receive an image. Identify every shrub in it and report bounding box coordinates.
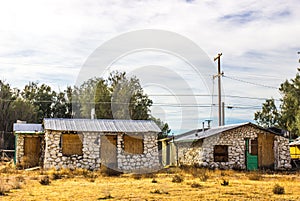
[39,176,51,185]
[172,175,184,183]
[150,189,169,194]
[152,178,158,183]
[191,182,202,188]
[0,180,9,196]
[51,172,63,180]
[132,174,142,180]
[248,172,262,181]
[273,184,285,195]
[100,166,122,177]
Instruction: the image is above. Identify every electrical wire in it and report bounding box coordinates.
[223,75,279,89]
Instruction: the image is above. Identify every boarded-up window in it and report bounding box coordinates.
[124,135,143,154]
[250,139,258,155]
[61,134,83,156]
[214,145,228,162]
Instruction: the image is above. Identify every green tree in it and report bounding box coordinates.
[0,80,16,132]
[151,117,171,139]
[254,98,280,128]
[109,71,152,120]
[21,82,54,122]
[95,79,112,119]
[254,69,300,137]
[279,70,300,136]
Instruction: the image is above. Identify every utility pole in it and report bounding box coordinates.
[214,53,223,126]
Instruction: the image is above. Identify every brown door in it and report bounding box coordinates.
[24,137,41,168]
[101,135,117,168]
[258,133,275,169]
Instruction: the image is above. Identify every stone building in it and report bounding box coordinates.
[13,123,44,168]
[175,122,291,170]
[43,118,161,172]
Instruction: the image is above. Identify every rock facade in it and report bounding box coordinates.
[117,134,160,172]
[43,130,160,171]
[177,125,291,170]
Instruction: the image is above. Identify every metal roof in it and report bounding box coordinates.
[44,118,161,133]
[13,123,44,133]
[290,137,300,146]
[175,122,273,142]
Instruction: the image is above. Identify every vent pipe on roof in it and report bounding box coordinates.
[16,120,26,124]
[205,119,212,129]
[202,122,205,134]
[91,108,95,120]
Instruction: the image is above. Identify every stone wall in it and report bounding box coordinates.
[274,135,291,169]
[43,130,160,171]
[177,140,203,166]
[117,133,160,172]
[177,125,291,170]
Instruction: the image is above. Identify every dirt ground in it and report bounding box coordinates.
[1,164,300,201]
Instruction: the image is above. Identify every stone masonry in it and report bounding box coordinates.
[43,130,160,171]
[177,125,291,170]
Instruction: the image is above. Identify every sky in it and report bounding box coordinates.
[0,0,300,133]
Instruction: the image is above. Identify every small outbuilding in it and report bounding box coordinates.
[14,123,44,168]
[175,122,291,170]
[43,118,161,172]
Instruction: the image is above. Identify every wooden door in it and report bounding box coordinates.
[101,135,117,168]
[258,133,275,169]
[24,137,41,168]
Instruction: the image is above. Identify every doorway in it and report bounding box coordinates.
[24,136,42,168]
[101,135,117,168]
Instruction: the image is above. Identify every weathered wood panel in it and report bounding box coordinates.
[124,135,143,154]
[62,134,83,156]
[24,137,41,167]
[258,133,275,169]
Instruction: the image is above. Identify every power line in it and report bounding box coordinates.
[223,75,278,89]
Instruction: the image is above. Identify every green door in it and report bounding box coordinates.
[245,139,258,171]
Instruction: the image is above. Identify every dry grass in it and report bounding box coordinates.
[1,163,300,200]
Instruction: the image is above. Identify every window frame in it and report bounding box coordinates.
[61,132,83,156]
[213,145,229,162]
[123,134,144,155]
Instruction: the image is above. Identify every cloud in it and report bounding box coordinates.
[0,0,299,132]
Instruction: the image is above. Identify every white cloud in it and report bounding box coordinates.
[0,0,299,132]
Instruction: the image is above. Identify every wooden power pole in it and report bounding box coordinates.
[214,53,223,126]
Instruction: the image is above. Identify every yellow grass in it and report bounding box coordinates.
[1,164,300,200]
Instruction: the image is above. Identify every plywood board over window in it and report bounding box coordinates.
[61,134,83,156]
[124,134,144,154]
[214,145,228,162]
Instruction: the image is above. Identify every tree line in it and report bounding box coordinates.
[254,68,300,138]
[0,71,170,148]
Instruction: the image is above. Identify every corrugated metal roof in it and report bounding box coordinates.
[13,123,43,133]
[43,118,161,133]
[290,137,300,146]
[175,122,260,142]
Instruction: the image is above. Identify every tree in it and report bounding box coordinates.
[108,71,152,120]
[254,98,280,128]
[21,82,54,122]
[254,68,300,137]
[151,117,171,139]
[95,79,112,119]
[278,70,300,136]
